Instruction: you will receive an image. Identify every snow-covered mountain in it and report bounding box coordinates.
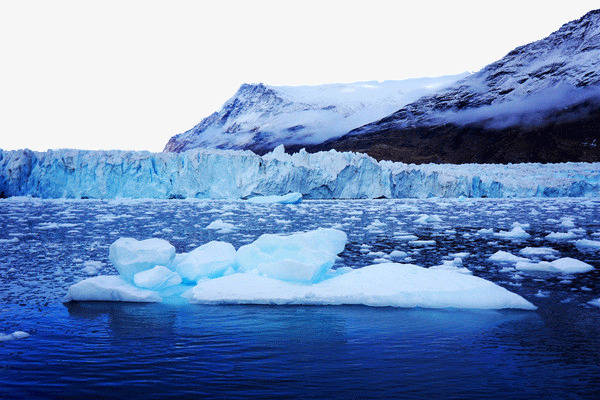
[312,10,600,163]
[164,74,469,153]
[349,9,600,134]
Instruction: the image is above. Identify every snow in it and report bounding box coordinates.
[1,148,599,199]
[236,228,347,283]
[246,192,302,204]
[133,266,182,291]
[189,263,535,310]
[489,251,529,263]
[172,241,237,282]
[108,238,176,282]
[515,257,594,274]
[64,275,162,302]
[0,331,30,342]
[574,239,600,252]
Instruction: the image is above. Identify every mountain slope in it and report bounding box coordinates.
[312,9,600,163]
[164,74,468,153]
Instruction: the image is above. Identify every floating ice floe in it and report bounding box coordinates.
[429,258,472,275]
[519,247,558,257]
[489,251,529,263]
[0,331,30,342]
[515,257,594,274]
[65,228,536,310]
[246,192,302,204]
[205,219,236,233]
[493,226,530,240]
[414,214,442,224]
[545,231,578,241]
[588,298,600,308]
[574,239,600,252]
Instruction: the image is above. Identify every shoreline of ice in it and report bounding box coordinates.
[1,146,599,199]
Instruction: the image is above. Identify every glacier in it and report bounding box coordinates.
[0,146,599,199]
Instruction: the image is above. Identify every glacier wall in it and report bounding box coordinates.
[0,146,599,199]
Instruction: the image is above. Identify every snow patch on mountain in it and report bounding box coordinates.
[164,74,469,152]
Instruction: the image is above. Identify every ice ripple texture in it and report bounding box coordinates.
[1,146,599,199]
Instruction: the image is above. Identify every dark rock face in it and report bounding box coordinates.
[307,103,600,163]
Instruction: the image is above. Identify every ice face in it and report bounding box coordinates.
[108,238,176,282]
[172,241,237,282]
[1,148,599,199]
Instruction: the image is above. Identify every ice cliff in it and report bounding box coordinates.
[0,146,599,199]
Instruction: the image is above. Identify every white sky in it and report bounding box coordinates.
[1,0,597,152]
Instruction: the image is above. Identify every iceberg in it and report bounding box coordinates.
[1,147,599,199]
[64,229,536,310]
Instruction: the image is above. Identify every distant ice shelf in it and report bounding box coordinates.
[1,146,599,199]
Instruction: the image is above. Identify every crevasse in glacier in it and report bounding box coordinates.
[0,146,599,199]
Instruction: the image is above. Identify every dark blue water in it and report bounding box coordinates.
[1,198,599,399]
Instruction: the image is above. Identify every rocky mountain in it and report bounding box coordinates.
[311,9,600,163]
[164,74,468,153]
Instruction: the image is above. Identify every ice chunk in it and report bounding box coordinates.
[82,260,104,276]
[247,192,302,204]
[205,219,236,233]
[549,257,594,274]
[489,251,529,263]
[574,239,600,252]
[64,275,162,302]
[173,241,237,282]
[588,298,600,308]
[133,266,182,290]
[409,240,436,247]
[545,231,577,241]
[494,226,530,240]
[109,238,176,282]
[515,257,594,274]
[0,331,30,342]
[236,228,347,283]
[189,263,536,310]
[414,214,442,224]
[429,259,472,275]
[519,247,558,256]
[389,250,407,259]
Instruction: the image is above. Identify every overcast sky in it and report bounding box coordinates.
[1,0,597,152]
